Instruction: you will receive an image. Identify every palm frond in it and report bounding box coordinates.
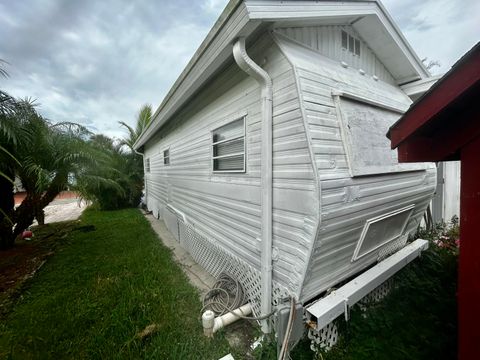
[0,59,9,78]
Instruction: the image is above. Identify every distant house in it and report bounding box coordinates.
[135,0,436,333]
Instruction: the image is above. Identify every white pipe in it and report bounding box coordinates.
[202,304,253,337]
[202,310,215,337]
[213,303,252,332]
[233,37,273,334]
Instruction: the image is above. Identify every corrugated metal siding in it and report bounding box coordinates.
[144,34,317,295]
[274,36,436,302]
[275,25,395,84]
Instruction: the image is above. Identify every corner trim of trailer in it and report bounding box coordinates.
[272,31,323,301]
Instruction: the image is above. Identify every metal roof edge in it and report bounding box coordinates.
[374,0,430,81]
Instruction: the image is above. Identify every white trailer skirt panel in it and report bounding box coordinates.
[306,239,428,330]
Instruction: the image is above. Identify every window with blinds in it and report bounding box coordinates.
[212,117,245,172]
[163,149,170,165]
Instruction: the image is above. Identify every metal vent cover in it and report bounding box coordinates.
[352,204,415,262]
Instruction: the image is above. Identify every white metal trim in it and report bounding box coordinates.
[305,238,429,330]
[212,134,244,146]
[400,75,442,97]
[331,90,406,114]
[166,203,187,223]
[212,152,245,160]
[351,204,415,262]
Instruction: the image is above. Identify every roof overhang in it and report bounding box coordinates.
[388,42,480,162]
[134,0,430,150]
[400,75,442,102]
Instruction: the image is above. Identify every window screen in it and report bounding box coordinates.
[163,149,170,165]
[212,117,245,172]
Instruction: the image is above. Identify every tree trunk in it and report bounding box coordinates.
[0,171,16,250]
[36,208,45,226]
[12,172,68,236]
[12,195,35,239]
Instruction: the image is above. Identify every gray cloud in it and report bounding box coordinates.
[382,0,479,74]
[0,0,226,138]
[0,0,477,139]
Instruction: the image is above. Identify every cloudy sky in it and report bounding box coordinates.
[0,0,478,138]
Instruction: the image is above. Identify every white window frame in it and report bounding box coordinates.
[211,116,246,173]
[163,148,170,166]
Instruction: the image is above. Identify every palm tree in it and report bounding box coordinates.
[77,134,143,210]
[0,60,21,249]
[119,104,152,150]
[0,98,122,248]
[13,102,120,226]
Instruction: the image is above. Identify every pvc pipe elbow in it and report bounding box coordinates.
[202,310,215,337]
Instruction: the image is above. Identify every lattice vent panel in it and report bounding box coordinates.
[308,322,339,351]
[360,278,394,305]
[377,235,408,261]
[178,219,290,320]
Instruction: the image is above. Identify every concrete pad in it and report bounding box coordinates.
[32,199,88,226]
[144,213,216,297]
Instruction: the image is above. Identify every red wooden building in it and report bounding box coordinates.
[388,42,480,359]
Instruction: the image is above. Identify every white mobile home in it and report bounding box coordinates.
[135,0,436,334]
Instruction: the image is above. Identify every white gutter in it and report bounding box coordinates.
[233,37,273,334]
[305,239,429,330]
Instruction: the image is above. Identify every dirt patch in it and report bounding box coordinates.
[223,320,259,359]
[0,221,79,317]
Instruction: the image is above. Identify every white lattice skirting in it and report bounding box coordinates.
[177,219,290,319]
[171,217,405,352]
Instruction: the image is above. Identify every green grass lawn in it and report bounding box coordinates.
[0,208,232,359]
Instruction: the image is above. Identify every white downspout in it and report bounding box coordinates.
[233,37,273,334]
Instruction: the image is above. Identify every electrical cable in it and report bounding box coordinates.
[278,296,296,360]
[201,272,276,321]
